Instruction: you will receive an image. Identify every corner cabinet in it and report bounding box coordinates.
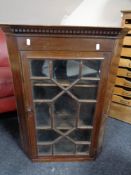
[1,25,127,162]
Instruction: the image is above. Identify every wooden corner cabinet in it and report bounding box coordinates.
[109,11,131,124]
[0,25,127,162]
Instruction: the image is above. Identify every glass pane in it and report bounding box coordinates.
[76,79,99,86]
[33,86,61,99]
[30,60,49,77]
[34,103,51,127]
[37,129,60,142]
[54,93,78,129]
[68,129,92,141]
[79,103,95,126]
[53,60,79,84]
[59,129,69,134]
[38,145,52,155]
[76,144,89,153]
[82,60,101,78]
[29,58,102,156]
[54,138,75,154]
[70,87,98,99]
[33,79,53,84]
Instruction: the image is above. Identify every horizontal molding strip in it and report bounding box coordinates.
[0,25,128,38]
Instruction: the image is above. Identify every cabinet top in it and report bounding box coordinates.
[0,24,128,38]
[121,10,131,13]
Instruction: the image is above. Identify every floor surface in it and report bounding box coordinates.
[0,115,131,175]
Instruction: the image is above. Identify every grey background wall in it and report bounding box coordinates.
[0,0,131,26]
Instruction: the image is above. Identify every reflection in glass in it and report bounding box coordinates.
[69,129,92,141]
[77,80,99,86]
[79,103,95,126]
[70,87,98,99]
[59,129,69,134]
[53,60,79,84]
[30,60,49,77]
[76,144,89,154]
[38,145,52,155]
[29,58,102,156]
[82,60,101,78]
[54,93,78,128]
[54,138,75,154]
[33,86,61,99]
[34,103,51,127]
[37,129,60,142]
[32,79,53,84]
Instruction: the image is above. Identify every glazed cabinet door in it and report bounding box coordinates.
[21,52,110,160]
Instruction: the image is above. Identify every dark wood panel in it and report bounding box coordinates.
[4,34,32,157]
[90,54,111,157]
[32,155,94,162]
[20,50,106,60]
[17,37,114,52]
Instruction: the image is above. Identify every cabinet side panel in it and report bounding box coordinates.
[4,34,31,157]
[98,39,124,153]
[90,54,111,157]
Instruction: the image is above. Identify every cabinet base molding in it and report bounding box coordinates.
[31,156,94,162]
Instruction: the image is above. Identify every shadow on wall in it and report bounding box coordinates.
[60,0,114,26]
[60,0,131,26]
[101,0,131,26]
[54,0,84,23]
[0,0,131,26]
